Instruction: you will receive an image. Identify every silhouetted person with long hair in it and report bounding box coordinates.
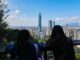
[12,30,38,60]
[46,25,76,60]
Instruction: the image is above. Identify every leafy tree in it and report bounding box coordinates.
[0,10,8,30]
[0,0,8,48]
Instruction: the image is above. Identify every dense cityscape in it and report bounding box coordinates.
[8,13,80,40]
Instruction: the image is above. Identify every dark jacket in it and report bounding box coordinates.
[9,42,38,60]
[46,34,76,60]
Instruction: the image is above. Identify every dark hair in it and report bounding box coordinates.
[16,30,30,54]
[19,30,30,40]
[50,25,65,39]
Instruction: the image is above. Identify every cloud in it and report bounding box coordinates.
[15,10,20,14]
[9,10,20,17]
[6,15,80,27]
[6,17,38,27]
[5,10,38,27]
[55,17,65,21]
[54,16,80,25]
[5,0,38,27]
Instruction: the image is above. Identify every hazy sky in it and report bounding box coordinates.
[6,0,80,27]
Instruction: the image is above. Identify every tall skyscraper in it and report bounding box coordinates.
[53,21,55,27]
[49,20,52,30]
[38,12,42,32]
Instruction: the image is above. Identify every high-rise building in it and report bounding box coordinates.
[49,20,52,30]
[38,12,42,32]
[53,21,55,27]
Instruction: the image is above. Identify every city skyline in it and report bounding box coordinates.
[5,0,80,27]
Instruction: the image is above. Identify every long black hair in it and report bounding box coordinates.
[16,30,31,53]
[50,25,66,39]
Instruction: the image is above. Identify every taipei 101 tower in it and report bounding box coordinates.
[38,12,42,32]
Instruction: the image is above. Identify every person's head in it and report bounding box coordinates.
[19,29,30,40]
[51,25,65,38]
[17,29,31,44]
